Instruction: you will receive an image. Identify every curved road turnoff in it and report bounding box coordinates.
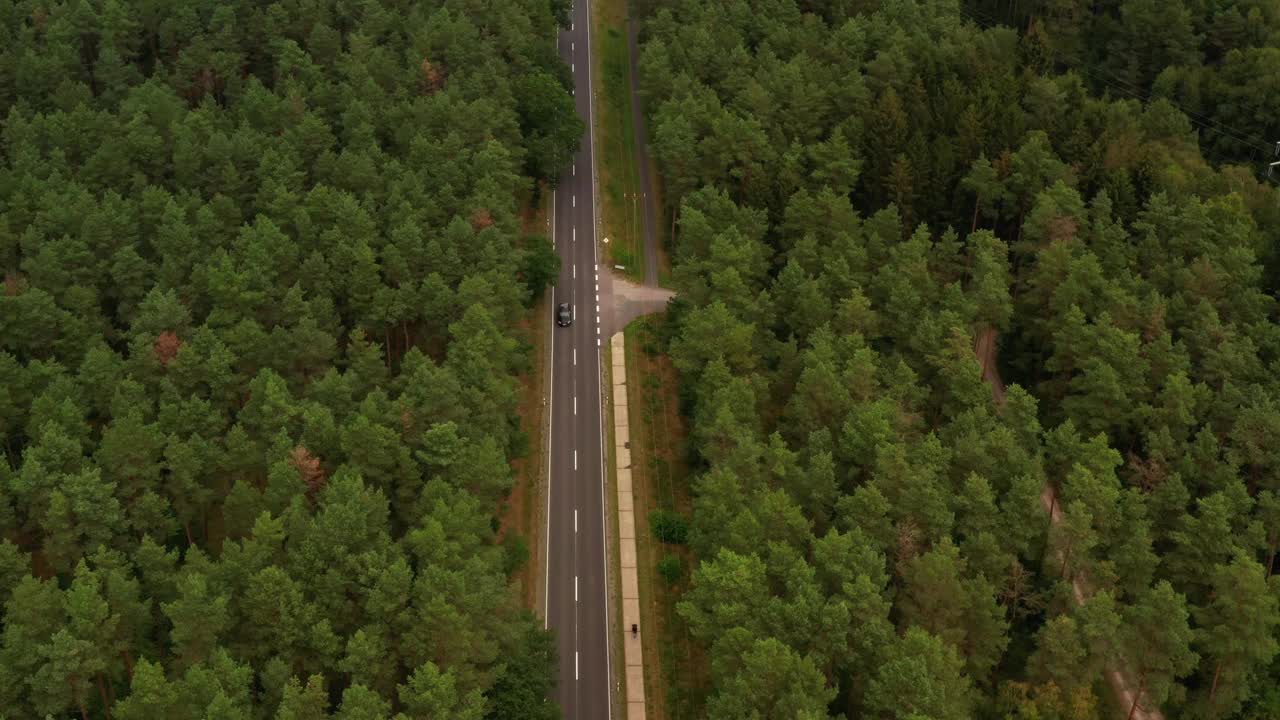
[546,1,612,718]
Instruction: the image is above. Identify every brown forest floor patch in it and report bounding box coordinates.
[500,190,552,612]
[503,325,540,609]
[974,325,1007,404]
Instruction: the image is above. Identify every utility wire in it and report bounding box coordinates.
[956,2,1269,153]
[1077,63,1270,155]
[954,1,1275,175]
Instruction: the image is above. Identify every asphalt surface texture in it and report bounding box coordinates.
[546,1,613,717]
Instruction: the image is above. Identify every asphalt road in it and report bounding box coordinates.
[546,1,612,717]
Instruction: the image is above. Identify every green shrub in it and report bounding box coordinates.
[657,555,682,584]
[649,509,689,544]
[502,533,530,576]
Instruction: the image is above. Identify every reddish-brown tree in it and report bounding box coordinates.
[153,331,182,365]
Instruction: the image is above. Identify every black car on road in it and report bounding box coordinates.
[557,302,572,327]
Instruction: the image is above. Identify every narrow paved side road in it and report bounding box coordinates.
[974,326,1162,720]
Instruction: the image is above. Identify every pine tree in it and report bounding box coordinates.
[1121,582,1198,720]
[1194,550,1280,718]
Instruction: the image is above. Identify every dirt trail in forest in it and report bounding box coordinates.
[974,326,1161,720]
[973,326,1007,405]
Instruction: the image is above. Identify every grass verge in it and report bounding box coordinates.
[591,0,644,283]
[623,314,707,718]
[653,175,675,288]
[502,186,553,613]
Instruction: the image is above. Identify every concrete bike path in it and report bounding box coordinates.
[610,331,646,720]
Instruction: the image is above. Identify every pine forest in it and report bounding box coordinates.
[3,0,1280,719]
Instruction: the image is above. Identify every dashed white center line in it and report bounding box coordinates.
[574,450,578,470]
[573,348,577,365]
[572,196,576,208]
[573,265,576,279]
[574,396,577,415]
[575,652,579,680]
[574,509,578,533]
[575,576,579,602]
[573,227,576,242]
[571,41,575,52]
[572,63,575,73]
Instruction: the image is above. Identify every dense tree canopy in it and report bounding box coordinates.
[0,0,576,717]
[638,0,1280,717]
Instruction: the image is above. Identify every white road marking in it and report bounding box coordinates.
[572,42,575,53]
[573,165,576,176]
[572,63,575,73]
[586,7,614,707]
[574,348,577,365]
[573,264,576,279]
[574,396,578,415]
[574,7,616,714]
[575,509,578,532]
[572,195,576,208]
[596,326,600,335]
[575,576,579,602]
[596,304,599,313]
[595,284,598,292]
[573,227,576,242]
[574,450,578,470]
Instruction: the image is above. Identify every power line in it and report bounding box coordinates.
[1077,63,1270,155]
[1057,36,1274,152]
[954,2,1276,178]
[1069,66,1268,171]
[959,3,1260,149]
